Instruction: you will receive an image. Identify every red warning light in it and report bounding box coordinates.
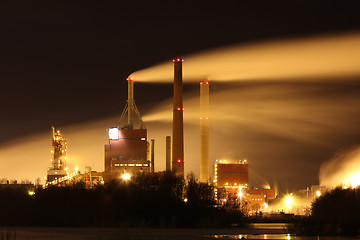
[177,159,181,163]
[177,107,181,111]
[173,58,184,62]
[182,108,184,111]
[205,81,209,84]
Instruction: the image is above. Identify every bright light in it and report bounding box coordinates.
[316,190,321,197]
[28,191,35,196]
[75,167,79,172]
[264,202,268,208]
[285,195,293,209]
[238,189,243,197]
[122,173,131,181]
[349,172,360,188]
[108,127,119,140]
[184,198,188,203]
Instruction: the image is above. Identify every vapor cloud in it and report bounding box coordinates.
[132,33,360,82]
[319,146,360,189]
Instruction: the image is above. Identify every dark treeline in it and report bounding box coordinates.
[290,187,360,236]
[0,172,245,228]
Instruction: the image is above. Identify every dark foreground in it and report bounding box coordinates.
[2,225,359,240]
[0,225,287,240]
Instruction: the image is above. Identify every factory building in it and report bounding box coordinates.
[46,126,68,183]
[214,159,249,188]
[213,159,276,214]
[104,77,151,177]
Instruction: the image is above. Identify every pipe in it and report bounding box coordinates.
[151,139,155,172]
[127,77,134,129]
[166,136,171,171]
[172,58,184,176]
[200,80,210,182]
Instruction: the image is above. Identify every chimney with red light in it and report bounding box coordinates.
[172,58,184,176]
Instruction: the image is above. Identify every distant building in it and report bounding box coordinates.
[214,159,248,188]
[104,128,150,176]
[104,77,150,178]
[249,188,276,203]
[47,126,68,183]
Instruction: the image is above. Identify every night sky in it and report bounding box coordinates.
[1,1,360,192]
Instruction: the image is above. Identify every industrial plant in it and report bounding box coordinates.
[46,126,68,183]
[42,58,281,215]
[104,76,151,177]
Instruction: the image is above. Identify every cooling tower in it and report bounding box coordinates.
[172,58,184,176]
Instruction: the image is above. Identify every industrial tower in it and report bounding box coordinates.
[104,77,151,176]
[200,80,209,182]
[47,126,68,183]
[172,58,185,176]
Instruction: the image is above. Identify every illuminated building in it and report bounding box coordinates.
[249,188,276,203]
[46,126,68,183]
[104,77,151,177]
[213,159,276,213]
[214,159,249,188]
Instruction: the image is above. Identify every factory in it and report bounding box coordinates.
[46,126,68,183]
[213,159,275,214]
[104,76,152,178]
[43,57,277,214]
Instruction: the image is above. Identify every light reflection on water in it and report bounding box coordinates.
[212,234,294,239]
[210,234,360,240]
[2,228,360,240]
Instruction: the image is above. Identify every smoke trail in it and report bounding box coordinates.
[143,81,360,190]
[319,146,360,189]
[0,118,115,183]
[0,81,359,191]
[131,33,360,82]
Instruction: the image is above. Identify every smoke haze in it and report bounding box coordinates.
[1,33,360,193]
[319,146,360,189]
[132,33,360,82]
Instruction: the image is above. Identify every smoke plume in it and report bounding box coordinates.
[132,33,360,82]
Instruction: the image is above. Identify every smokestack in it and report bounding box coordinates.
[151,139,155,172]
[166,136,171,171]
[172,58,184,176]
[127,77,134,129]
[200,80,210,182]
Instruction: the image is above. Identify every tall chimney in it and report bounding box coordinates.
[151,139,155,172]
[200,80,209,182]
[127,77,134,129]
[172,58,184,176]
[166,136,171,171]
